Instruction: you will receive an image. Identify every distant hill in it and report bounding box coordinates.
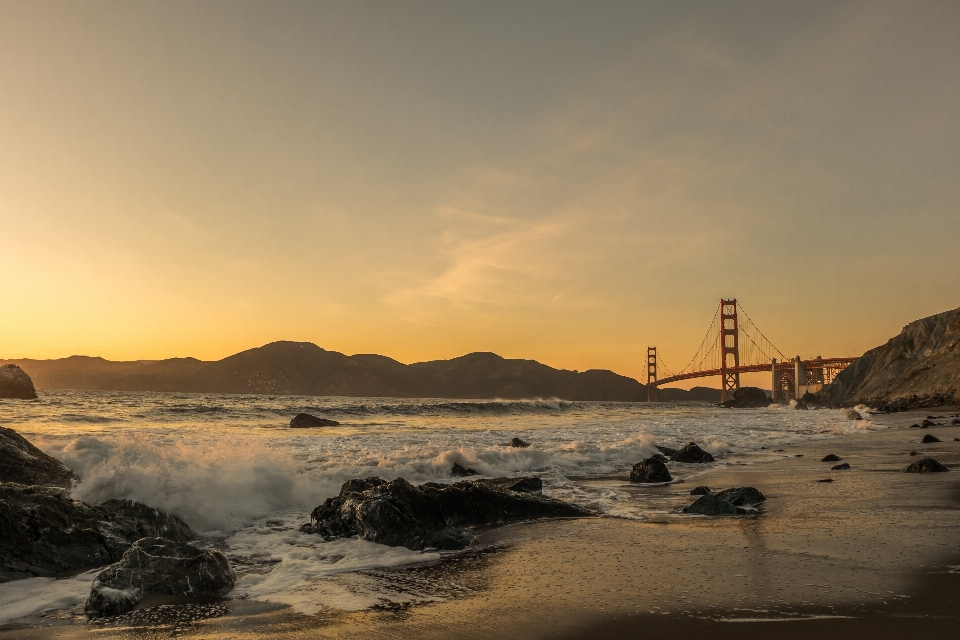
[2,341,720,402]
[822,306,960,407]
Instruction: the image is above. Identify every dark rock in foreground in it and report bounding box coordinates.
[671,442,715,463]
[831,463,850,470]
[629,457,672,483]
[720,387,769,409]
[0,364,38,400]
[903,458,948,473]
[301,476,592,550]
[290,413,339,428]
[714,486,766,506]
[821,454,842,462]
[0,426,79,488]
[0,484,195,583]
[509,437,531,448]
[921,434,941,443]
[451,463,478,477]
[85,538,234,617]
[689,486,711,495]
[683,493,741,515]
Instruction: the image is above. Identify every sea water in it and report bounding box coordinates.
[0,390,874,618]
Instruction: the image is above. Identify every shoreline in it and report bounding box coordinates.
[3,406,960,639]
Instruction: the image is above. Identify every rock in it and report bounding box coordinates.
[794,401,808,410]
[844,409,863,420]
[0,364,38,400]
[795,454,804,457]
[300,476,592,551]
[903,458,948,473]
[0,484,195,582]
[689,486,711,495]
[714,487,766,506]
[85,538,234,617]
[954,438,960,442]
[290,413,339,428]
[683,493,740,516]
[953,419,960,425]
[831,463,850,470]
[910,450,919,456]
[650,453,669,463]
[671,442,715,463]
[801,391,819,406]
[720,387,768,409]
[654,445,678,458]
[821,454,842,462]
[509,437,531,448]
[817,478,833,483]
[451,463,478,477]
[921,419,936,427]
[921,434,941,443]
[629,457,672,483]
[909,423,922,428]
[0,426,79,487]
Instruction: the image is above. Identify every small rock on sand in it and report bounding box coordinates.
[903,458,948,473]
[689,486,711,495]
[821,454,842,462]
[817,479,833,483]
[921,434,941,443]
[921,420,936,427]
[831,463,850,470]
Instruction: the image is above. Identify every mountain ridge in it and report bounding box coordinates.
[1,341,720,402]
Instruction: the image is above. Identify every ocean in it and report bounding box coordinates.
[0,390,875,617]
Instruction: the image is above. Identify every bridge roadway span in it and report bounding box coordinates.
[651,357,858,388]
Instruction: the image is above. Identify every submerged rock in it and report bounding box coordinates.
[904,458,948,473]
[821,454,842,462]
[844,409,863,420]
[451,463,478,477]
[831,463,851,470]
[720,387,768,409]
[921,434,941,443]
[301,476,592,551]
[509,437,531,448]
[290,413,340,428]
[689,486,711,495]
[0,364,37,400]
[629,457,672,483]
[0,426,79,487]
[684,493,740,515]
[0,484,195,583]
[85,538,234,617]
[671,442,715,463]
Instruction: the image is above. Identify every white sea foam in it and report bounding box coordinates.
[0,569,101,623]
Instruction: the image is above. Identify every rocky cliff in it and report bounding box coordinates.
[822,306,960,407]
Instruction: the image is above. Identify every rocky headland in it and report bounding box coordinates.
[0,364,37,399]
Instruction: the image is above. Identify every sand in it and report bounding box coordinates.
[3,407,959,639]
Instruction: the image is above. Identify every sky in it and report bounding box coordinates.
[2,1,959,387]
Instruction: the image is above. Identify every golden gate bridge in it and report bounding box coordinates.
[647,299,857,403]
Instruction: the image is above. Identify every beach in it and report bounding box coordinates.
[2,404,959,639]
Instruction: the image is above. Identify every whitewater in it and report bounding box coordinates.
[0,390,875,619]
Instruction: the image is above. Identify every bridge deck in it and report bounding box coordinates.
[652,357,857,387]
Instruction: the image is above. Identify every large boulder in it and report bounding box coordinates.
[720,387,768,409]
[85,538,234,617]
[903,458,948,473]
[0,364,37,400]
[671,442,715,463]
[300,476,592,551]
[0,484,195,583]
[290,413,339,428]
[629,457,672,483]
[0,426,79,487]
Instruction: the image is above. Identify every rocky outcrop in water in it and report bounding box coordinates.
[509,437,531,448]
[0,426,79,487]
[0,484,195,582]
[0,364,37,399]
[290,413,340,427]
[671,442,715,463]
[821,306,960,408]
[903,458,948,473]
[629,457,672,483]
[85,538,234,617]
[720,387,768,409]
[300,476,592,551]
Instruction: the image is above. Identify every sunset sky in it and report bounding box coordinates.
[2,1,959,386]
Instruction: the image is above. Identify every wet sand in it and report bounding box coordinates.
[4,407,960,639]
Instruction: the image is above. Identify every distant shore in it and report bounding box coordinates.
[3,407,959,639]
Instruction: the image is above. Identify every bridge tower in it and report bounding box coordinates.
[719,299,741,403]
[647,346,658,402]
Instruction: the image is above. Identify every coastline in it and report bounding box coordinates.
[3,406,959,639]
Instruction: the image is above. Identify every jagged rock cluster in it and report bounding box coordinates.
[301,476,593,550]
[1,425,79,487]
